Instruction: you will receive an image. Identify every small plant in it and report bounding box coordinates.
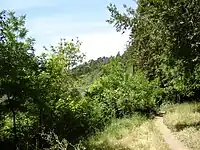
[41,131,86,150]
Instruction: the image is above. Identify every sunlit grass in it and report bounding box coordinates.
[84,114,169,150]
[163,102,200,150]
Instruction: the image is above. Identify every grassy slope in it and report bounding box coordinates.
[162,102,200,150]
[84,114,170,150]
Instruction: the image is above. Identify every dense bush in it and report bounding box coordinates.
[86,56,162,118]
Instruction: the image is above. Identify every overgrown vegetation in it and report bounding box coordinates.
[1,0,200,149]
[107,0,200,103]
[85,114,169,150]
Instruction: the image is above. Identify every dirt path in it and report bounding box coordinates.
[155,116,189,150]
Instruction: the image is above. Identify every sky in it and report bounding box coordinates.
[1,0,137,60]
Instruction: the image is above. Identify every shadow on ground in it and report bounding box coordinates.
[85,140,131,150]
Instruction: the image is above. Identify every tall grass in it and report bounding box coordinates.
[84,114,170,150]
[163,102,200,150]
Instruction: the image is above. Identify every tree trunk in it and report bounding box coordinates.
[39,108,43,131]
[8,95,17,150]
[38,108,43,149]
[11,108,17,150]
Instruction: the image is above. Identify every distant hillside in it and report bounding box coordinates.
[72,56,114,76]
[72,56,115,93]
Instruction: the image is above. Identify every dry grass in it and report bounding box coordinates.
[85,114,170,150]
[163,102,200,150]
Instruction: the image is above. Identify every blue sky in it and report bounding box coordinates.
[1,0,137,60]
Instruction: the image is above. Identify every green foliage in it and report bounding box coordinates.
[73,56,111,76]
[3,0,200,149]
[107,0,200,102]
[87,56,161,119]
[0,10,38,149]
[72,56,112,95]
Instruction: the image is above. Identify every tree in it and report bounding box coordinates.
[107,0,200,102]
[44,38,85,71]
[0,10,37,149]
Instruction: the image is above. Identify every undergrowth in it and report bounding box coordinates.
[84,114,170,150]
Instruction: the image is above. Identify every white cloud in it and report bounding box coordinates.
[79,32,129,60]
[25,14,129,60]
[1,0,133,60]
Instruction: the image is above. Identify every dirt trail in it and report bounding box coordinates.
[155,116,189,150]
